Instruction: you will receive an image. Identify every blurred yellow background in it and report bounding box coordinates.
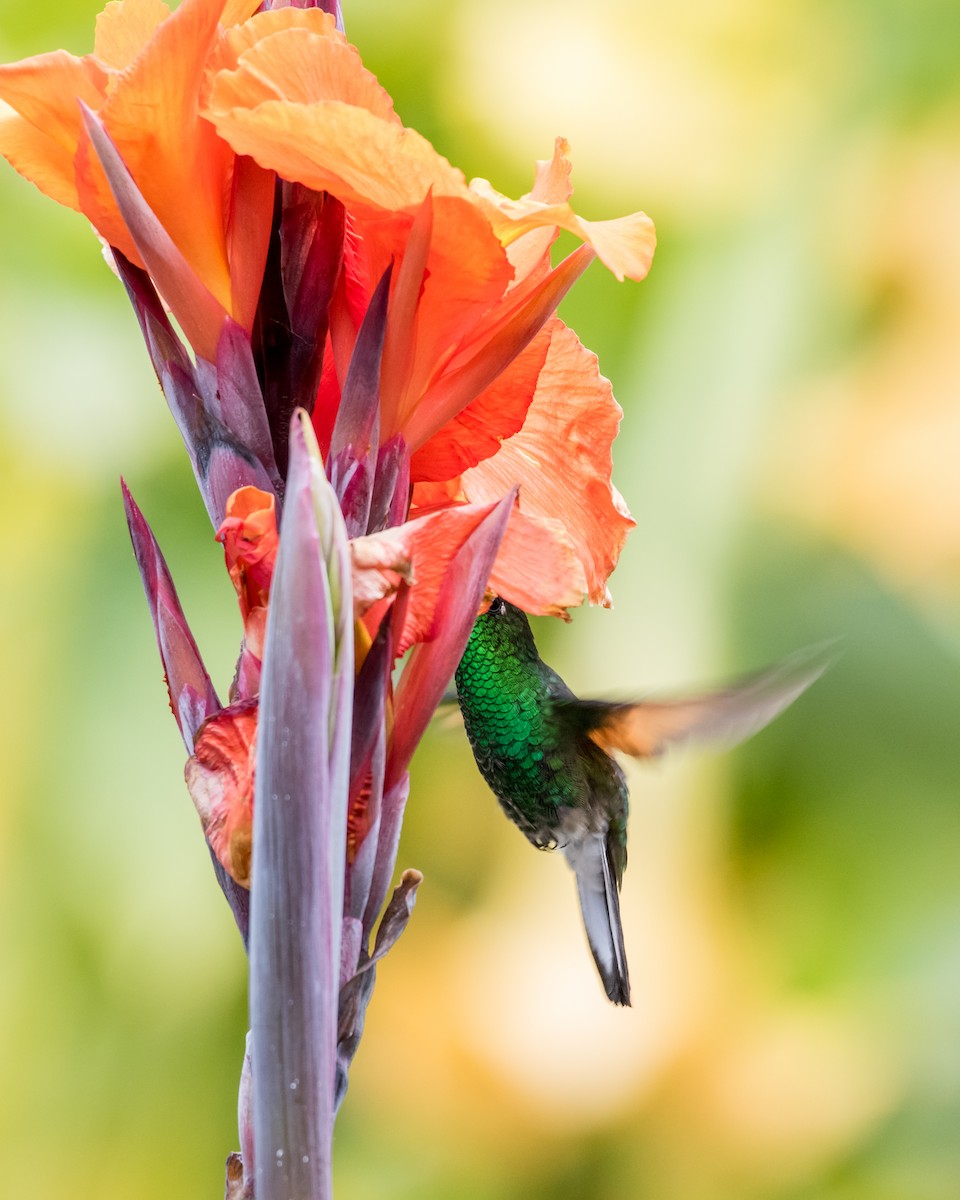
[3,0,960,1196]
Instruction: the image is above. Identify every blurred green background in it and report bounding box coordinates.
[3,0,960,1196]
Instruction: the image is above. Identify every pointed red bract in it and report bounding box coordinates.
[388,490,515,785]
[122,480,221,752]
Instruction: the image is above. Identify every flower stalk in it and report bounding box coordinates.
[251,415,352,1199]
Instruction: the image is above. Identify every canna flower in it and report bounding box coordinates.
[0,0,653,612]
[1,0,656,1191]
[200,7,653,608]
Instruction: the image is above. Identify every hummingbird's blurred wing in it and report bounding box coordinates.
[559,643,833,760]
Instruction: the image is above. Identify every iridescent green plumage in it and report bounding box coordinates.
[454,598,625,844]
[455,597,829,1007]
[456,598,630,1002]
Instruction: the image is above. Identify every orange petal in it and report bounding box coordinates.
[394,195,515,430]
[0,103,83,210]
[216,486,279,622]
[498,136,573,285]
[210,19,396,123]
[355,194,514,440]
[402,243,594,452]
[93,0,171,70]
[409,323,550,483]
[405,486,586,617]
[377,192,434,437]
[185,700,258,887]
[530,137,575,205]
[487,507,586,618]
[81,0,237,311]
[209,98,466,212]
[205,22,466,209]
[460,318,635,607]
[220,0,263,28]
[0,51,109,209]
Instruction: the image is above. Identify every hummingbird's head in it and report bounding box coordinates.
[474,596,540,660]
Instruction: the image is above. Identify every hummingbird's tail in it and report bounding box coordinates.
[565,832,631,1006]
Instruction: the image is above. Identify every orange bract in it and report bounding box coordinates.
[217,487,279,662]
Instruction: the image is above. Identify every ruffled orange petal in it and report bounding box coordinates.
[210,16,396,122]
[93,0,171,71]
[487,507,586,617]
[205,23,467,210]
[402,489,585,618]
[0,51,108,209]
[210,98,466,212]
[459,318,635,607]
[220,0,263,29]
[216,486,278,623]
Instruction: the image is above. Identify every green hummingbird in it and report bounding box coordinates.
[454,597,828,1006]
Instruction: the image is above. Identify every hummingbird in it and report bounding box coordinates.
[454,597,828,1006]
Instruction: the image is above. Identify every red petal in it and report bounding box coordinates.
[185,700,258,887]
[409,324,549,483]
[352,500,512,656]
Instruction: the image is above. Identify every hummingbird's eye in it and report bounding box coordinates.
[489,596,507,616]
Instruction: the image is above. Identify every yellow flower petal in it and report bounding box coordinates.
[472,138,657,283]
